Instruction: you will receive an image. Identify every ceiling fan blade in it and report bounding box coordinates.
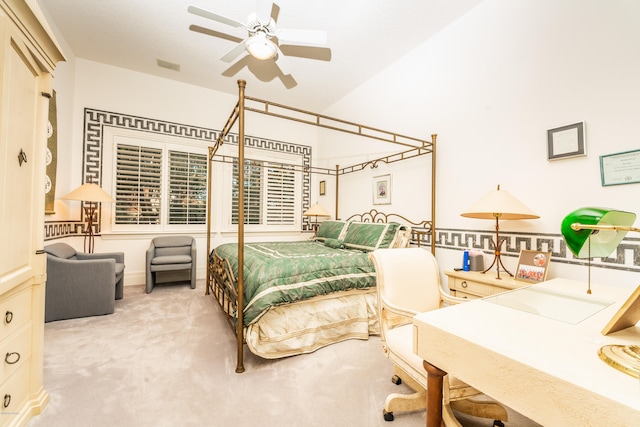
[220,40,249,63]
[276,29,327,47]
[188,5,245,28]
[274,46,292,76]
[189,25,244,44]
[255,0,273,24]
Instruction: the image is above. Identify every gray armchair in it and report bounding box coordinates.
[44,242,125,322]
[146,236,196,293]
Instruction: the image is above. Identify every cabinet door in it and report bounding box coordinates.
[0,20,49,294]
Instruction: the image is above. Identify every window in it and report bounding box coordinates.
[114,144,162,225]
[168,150,207,225]
[109,132,208,232]
[222,145,302,232]
[231,160,296,226]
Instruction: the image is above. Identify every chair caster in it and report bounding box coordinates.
[391,374,402,385]
[493,421,505,427]
[383,410,394,421]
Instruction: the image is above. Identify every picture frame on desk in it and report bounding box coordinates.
[601,284,640,335]
[515,250,551,283]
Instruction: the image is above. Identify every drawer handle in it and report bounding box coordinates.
[3,394,10,409]
[461,280,468,288]
[4,311,12,324]
[5,352,20,365]
[18,149,27,166]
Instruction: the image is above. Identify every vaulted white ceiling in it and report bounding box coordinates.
[40,0,482,111]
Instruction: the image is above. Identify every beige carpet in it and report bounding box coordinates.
[27,281,541,427]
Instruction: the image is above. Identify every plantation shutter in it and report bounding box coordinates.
[232,160,263,225]
[114,144,162,225]
[266,163,295,225]
[168,150,207,224]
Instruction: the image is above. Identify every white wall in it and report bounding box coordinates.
[322,0,640,288]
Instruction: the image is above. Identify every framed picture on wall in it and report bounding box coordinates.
[319,180,326,195]
[373,174,391,205]
[515,250,551,283]
[547,121,586,161]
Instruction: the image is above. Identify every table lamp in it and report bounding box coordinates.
[561,207,640,378]
[561,207,638,293]
[63,182,115,253]
[461,185,539,279]
[303,203,331,235]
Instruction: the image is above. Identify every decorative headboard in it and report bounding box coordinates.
[343,209,432,248]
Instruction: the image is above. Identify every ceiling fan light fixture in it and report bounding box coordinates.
[245,32,277,60]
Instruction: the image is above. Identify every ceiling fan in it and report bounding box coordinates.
[188,1,327,77]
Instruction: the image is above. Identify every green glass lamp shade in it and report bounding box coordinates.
[561,207,636,258]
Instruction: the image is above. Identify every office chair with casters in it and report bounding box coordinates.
[370,248,508,426]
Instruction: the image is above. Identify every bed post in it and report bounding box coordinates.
[236,80,246,373]
[335,164,339,219]
[206,146,213,295]
[431,134,437,255]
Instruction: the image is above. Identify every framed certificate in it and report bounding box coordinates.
[600,149,640,186]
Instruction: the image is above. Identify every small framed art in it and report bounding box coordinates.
[373,174,391,205]
[547,122,586,161]
[319,180,326,195]
[515,250,551,283]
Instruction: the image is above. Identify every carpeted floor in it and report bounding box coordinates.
[27,281,541,427]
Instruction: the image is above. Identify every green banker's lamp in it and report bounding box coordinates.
[561,207,640,379]
[561,207,638,294]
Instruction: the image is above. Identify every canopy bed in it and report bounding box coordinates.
[206,80,436,372]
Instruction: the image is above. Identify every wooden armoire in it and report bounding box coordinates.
[0,1,64,425]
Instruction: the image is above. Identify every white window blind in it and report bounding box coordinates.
[114,144,162,225]
[266,164,296,225]
[231,159,297,227]
[168,150,207,225]
[232,160,263,225]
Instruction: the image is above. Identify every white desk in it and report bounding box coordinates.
[413,278,640,427]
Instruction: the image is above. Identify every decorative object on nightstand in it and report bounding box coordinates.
[461,185,539,279]
[303,203,331,234]
[561,206,640,379]
[63,181,115,253]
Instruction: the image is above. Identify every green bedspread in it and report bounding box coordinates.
[213,241,375,325]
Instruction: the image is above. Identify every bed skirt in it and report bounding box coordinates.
[245,288,379,359]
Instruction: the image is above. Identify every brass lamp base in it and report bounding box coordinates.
[598,344,640,378]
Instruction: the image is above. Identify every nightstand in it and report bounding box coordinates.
[445,270,528,299]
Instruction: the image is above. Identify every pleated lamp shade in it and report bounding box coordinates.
[461,185,539,220]
[303,203,331,218]
[63,183,115,203]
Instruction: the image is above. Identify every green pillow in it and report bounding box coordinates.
[342,222,402,251]
[315,220,347,241]
[324,238,345,249]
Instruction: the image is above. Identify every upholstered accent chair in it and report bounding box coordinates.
[44,243,125,322]
[145,236,196,294]
[369,248,508,426]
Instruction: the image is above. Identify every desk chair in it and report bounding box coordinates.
[370,248,507,426]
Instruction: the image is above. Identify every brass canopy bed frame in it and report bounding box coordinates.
[206,80,436,373]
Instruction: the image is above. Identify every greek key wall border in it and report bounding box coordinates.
[430,228,640,273]
[45,109,312,239]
